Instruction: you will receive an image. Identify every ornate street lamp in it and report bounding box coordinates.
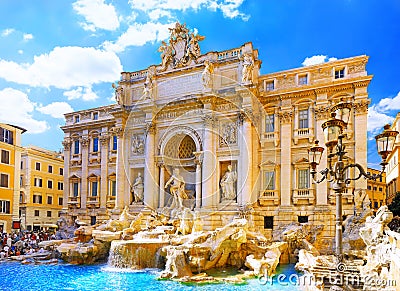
[309,101,398,261]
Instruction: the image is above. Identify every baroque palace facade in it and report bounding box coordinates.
[61,23,370,251]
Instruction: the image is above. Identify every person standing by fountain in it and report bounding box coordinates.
[131,173,144,203]
[165,168,187,208]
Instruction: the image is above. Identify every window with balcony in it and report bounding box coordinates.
[91,181,98,197]
[265,80,274,91]
[298,169,310,189]
[298,74,308,85]
[110,180,116,196]
[112,135,117,151]
[265,114,274,133]
[93,137,99,153]
[73,182,79,197]
[299,109,309,129]
[74,140,80,155]
[1,150,9,164]
[0,173,8,188]
[0,200,10,214]
[335,68,345,79]
[264,171,275,190]
[0,128,13,145]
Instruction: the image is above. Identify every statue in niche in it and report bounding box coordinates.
[201,60,214,89]
[131,135,144,155]
[131,173,144,204]
[165,168,188,209]
[220,165,237,200]
[241,53,254,83]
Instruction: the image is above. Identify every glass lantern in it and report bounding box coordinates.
[308,140,324,172]
[331,101,352,126]
[322,113,346,151]
[375,124,399,161]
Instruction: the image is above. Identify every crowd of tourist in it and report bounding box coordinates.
[0,230,57,259]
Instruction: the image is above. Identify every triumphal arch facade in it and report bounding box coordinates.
[62,23,371,250]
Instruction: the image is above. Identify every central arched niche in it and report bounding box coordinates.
[162,133,197,208]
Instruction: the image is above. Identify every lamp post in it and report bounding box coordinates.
[308,101,398,261]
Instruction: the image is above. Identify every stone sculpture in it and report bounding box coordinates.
[241,53,254,83]
[131,173,144,204]
[131,135,144,155]
[201,60,213,89]
[220,165,237,200]
[165,168,188,208]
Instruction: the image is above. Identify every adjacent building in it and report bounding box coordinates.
[61,23,370,253]
[20,146,64,231]
[386,112,400,204]
[0,123,26,233]
[366,167,386,211]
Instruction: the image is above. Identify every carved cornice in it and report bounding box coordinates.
[99,134,110,146]
[62,139,71,151]
[314,105,331,120]
[145,122,156,135]
[110,126,124,138]
[201,113,217,127]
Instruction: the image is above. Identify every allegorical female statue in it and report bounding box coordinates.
[220,165,237,200]
[131,173,144,203]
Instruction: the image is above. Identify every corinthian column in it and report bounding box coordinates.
[99,133,109,208]
[194,152,203,209]
[279,111,293,206]
[144,122,157,209]
[61,138,71,211]
[114,127,125,209]
[158,162,165,208]
[201,114,216,208]
[80,135,89,209]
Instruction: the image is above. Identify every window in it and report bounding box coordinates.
[0,200,10,214]
[47,211,52,218]
[91,181,98,196]
[33,195,42,204]
[34,210,39,217]
[299,109,309,129]
[21,161,23,169]
[379,187,383,192]
[47,180,53,189]
[58,182,64,191]
[264,216,273,229]
[110,180,116,196]
[59,168,64,175]
[374,201,379,209]
[1,150,9,164]
[298,169,310,189]
[20,176,23,186]
[47,196,53,205]
[73,182,79,197]
[93,137,99,152]
[35,162,41,171]
[0,128,13,145]
[112,135,117,151]
[58,211,62,217]
[373,187,377,191]
[265,114,274,133]
[0,174,8,188]
[93,112,98,120]
[264,171,275,190]
[58,197,63,206]
[34,177,43,187]
[48,165,53,173]
[335,68,345,79]
[74,140,80,155]
[74,115,80,123]
[298,216,309,223]
[298,74,308,85]
[91,216,96,226]
[367,185,372,190]
[265,80,274,91]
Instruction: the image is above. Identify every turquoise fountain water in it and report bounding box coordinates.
[0,262,302,291]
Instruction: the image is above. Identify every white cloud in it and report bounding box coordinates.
[73,0,120,31]
[302,55,337,66]
[148,9,173,20]
[37,102,74,118]
[128,0,249,21]
[374,91,400,113]
[367,105,394,136]
[102,22,173,53]
[1,28,15,37]
[18,50,23,54]
[0,46,122,89]
[63,86,99,101]
[23,33,33,41]
[0,88,49,134]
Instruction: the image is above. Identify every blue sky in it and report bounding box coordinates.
[0,0,399,168]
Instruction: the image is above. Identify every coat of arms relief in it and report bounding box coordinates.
[158,22,205,71]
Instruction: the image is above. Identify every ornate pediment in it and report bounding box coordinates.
[158,22,205,71]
